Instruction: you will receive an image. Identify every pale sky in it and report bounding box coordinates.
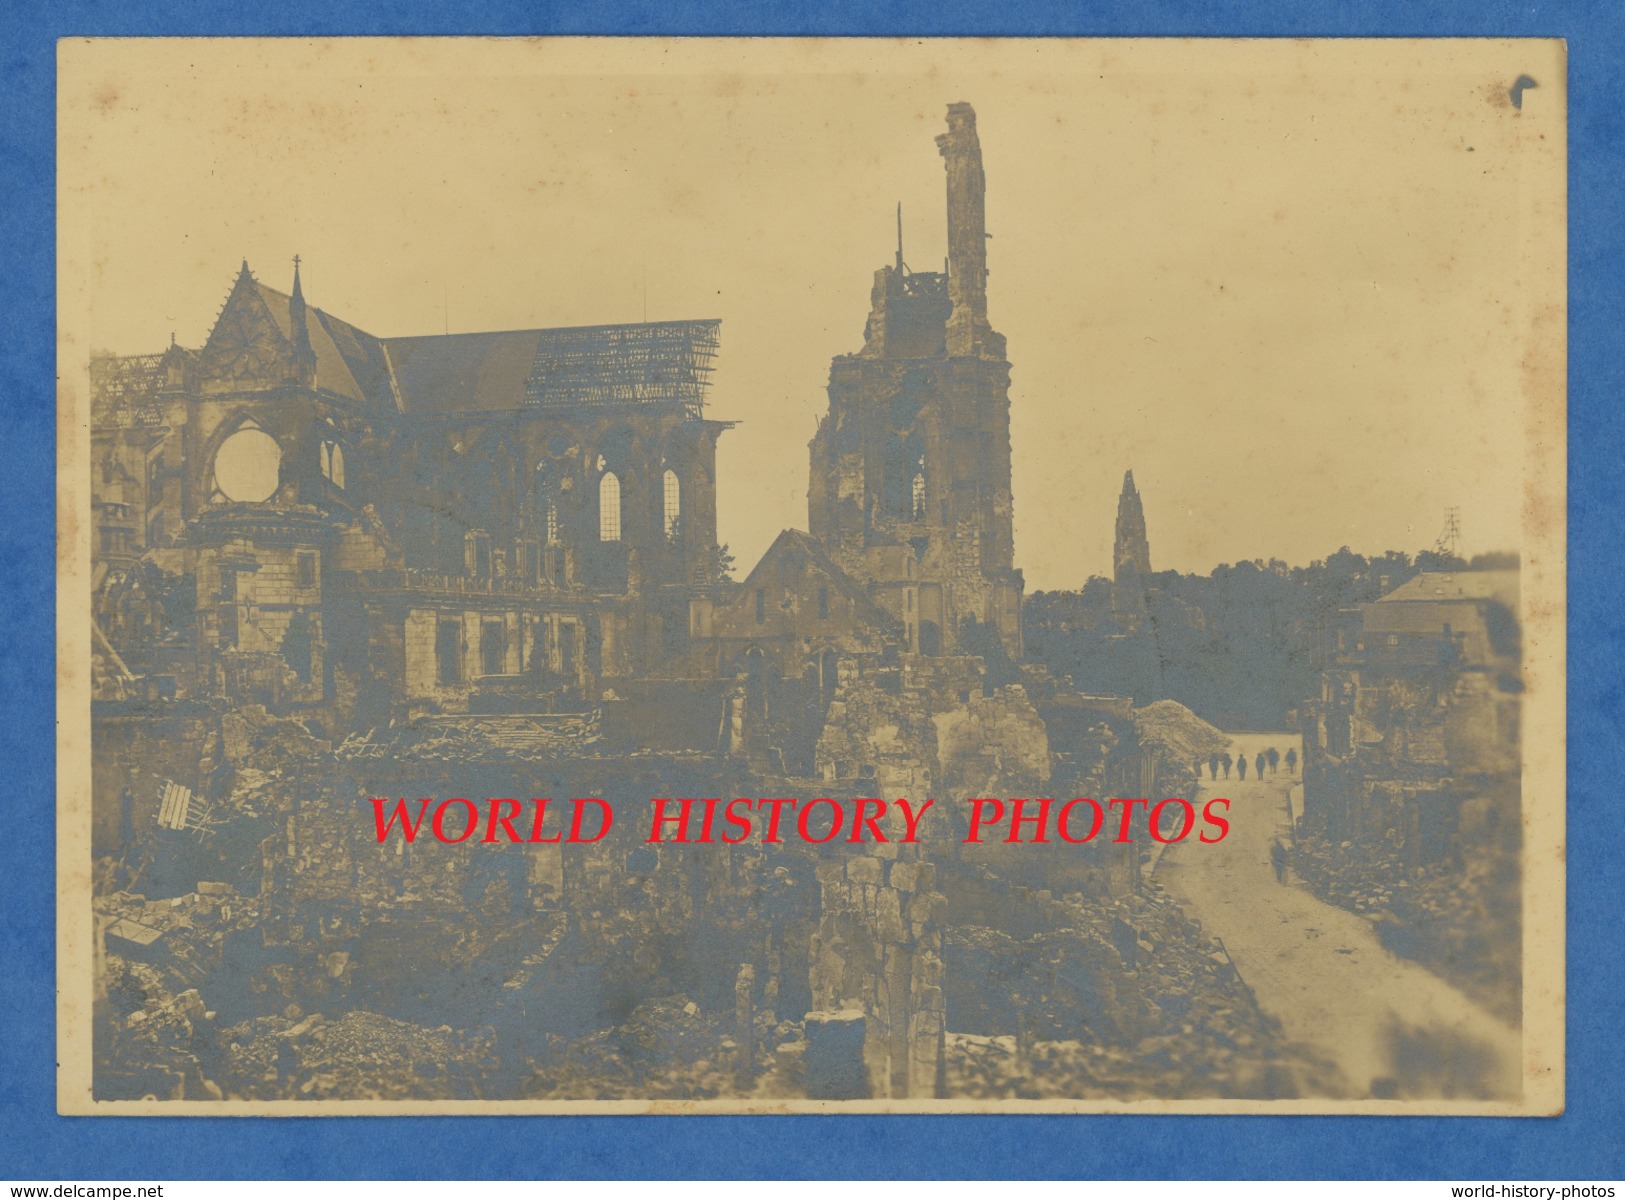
[60,38,1564,588]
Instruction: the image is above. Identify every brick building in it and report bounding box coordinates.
[1299,570,1522,853]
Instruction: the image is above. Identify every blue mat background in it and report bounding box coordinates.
[3,0,1620,1181]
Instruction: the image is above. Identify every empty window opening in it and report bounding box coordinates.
[468,532,492,578]
[663,469,681,541]
[599,472,622,542]
[321,441,346,489]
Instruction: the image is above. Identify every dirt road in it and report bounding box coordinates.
[1158,732,1522,1100]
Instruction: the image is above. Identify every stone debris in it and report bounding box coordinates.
[939,873,1339,1099]
[217,1010,497,1100]
[522,995,784,1101]
[338,713,603,763]
[1290,829,1520,1024]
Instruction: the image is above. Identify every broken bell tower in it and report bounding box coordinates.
[807,102,1024,660]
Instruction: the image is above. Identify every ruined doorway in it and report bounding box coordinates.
[558,622,577,682]
[282,611,314,684]
[480,619,505,677]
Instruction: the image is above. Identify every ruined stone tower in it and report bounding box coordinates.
[806,102,1023,660]
[1112,470,1152,613]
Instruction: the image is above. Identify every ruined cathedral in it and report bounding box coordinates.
[88,104,1243,1106]
[92,101,1025,732]
[92,260,729,719]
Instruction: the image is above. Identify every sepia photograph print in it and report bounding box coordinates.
[57,37,1565,1115]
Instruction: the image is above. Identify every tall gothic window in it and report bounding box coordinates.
[663,469,681,541]
[598,472,622,542]
[321,440,346,489]
[883,429,926,518]
[536,463,560,545]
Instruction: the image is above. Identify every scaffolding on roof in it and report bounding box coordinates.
[523,319,720,419]
[90,352,169,426]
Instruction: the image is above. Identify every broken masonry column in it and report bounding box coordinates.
[936,101,990,357]
[734,962,756,1088]
[903,864,948,1100]
[763,934,782,1022]
[804,1009,869,1099]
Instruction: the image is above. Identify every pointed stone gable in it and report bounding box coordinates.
[198,263,304,392]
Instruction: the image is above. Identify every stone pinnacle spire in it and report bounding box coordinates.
[289,255,315,368]
[1114,469,1152,584]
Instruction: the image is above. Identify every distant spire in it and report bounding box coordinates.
[895,201,904,273]
[1114,467,1152,592]
[239,258,251,278]
[288,254,314,365]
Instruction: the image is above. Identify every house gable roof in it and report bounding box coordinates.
[1377,570,1519,610]
[736,529,902,636]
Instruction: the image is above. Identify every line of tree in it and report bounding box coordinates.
[1023,547,1518,731]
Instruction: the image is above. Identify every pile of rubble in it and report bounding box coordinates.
[99,974,226,1101]
[815,677,942,799]
[338,713,604,763]
[207,705,338,828]
[97,887,266,1101]
[941,872,1340,1099]
[1291,832,1520,1023]
[99,883,261,1005]
[220,704,332,761]
[522,995,780,1101]
[943,1027,1339,1101]
[215,1010,499,1100]
[1132,699,1230,798]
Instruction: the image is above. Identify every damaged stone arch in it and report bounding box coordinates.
[462,430,521,543]
[204,412,284,505]
[816,645,842,697]
[395,432,462,570]
[533,460,563,546]
[316,417,354,494]
[888,372,930,429]
[881,428,927,520]
[659,425,702,545]
[880,375,932,522]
